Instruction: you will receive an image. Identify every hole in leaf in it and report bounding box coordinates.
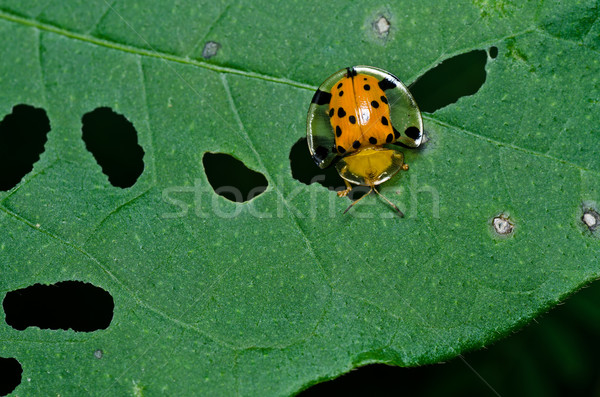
[0,357,22,396]
[202,152,268,203]
[409,49,488,113]
[289,137,345,191]
[489,46,498,59]
[0,104,51,191]
[81,107,145,188]
[3,281,114,332]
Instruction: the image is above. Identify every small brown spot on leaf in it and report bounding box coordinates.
[492,214,514,236]
[202,41,221,59]
[373,16,390,38]
[582,208,600,231]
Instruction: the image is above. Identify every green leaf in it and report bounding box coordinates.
[0,0,599,395]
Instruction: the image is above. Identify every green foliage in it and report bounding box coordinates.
[0,0,599,395]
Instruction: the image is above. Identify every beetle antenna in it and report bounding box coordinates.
[343,187,373,214]
[374,187,404,217]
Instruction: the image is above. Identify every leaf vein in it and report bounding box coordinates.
[184,0,236,57]
[0,203,237,349]
[137,55,157,185]
[86,0,115,35]
[426,115,600,176]
[0,8,317,91]
[219,74,332,290]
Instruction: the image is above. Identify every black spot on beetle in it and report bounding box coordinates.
[378,78,397,91]
[380,95,388,104]
[337,82,343,89]
[336,126,342,137]
[371,100,379,108]
[369,137,377,144]
[311,89,332,105]
[386,133,393,143]
[352,140,361,149]
[337,145,346,154]
[339,90,344,97]
[405,126,421,139]
[393,127,401,139]
[329,108,334,117]
[381,116,389,126]
[313,145,329,163]
[348,115,356,124]
[338,108,346,118]
[364,84,371,91]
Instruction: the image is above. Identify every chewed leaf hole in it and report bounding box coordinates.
[0,104,50,191]
[489,46,499,59]
[81,107,145,188]
[202,152,268,203]
[290,138,345,192]
[3,281,114,332]
[0,357,22,396]
[409,49,488,113]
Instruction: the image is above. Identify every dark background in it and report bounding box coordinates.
[301,278,600,396]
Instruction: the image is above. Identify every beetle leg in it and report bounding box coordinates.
[337,179,353,197]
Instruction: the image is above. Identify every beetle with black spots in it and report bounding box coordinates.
[306,66,424,216]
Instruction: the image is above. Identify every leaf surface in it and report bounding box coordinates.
[0,0,599,395]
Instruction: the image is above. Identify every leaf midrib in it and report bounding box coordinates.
[0,8,318,91]
[4,7,596,179]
